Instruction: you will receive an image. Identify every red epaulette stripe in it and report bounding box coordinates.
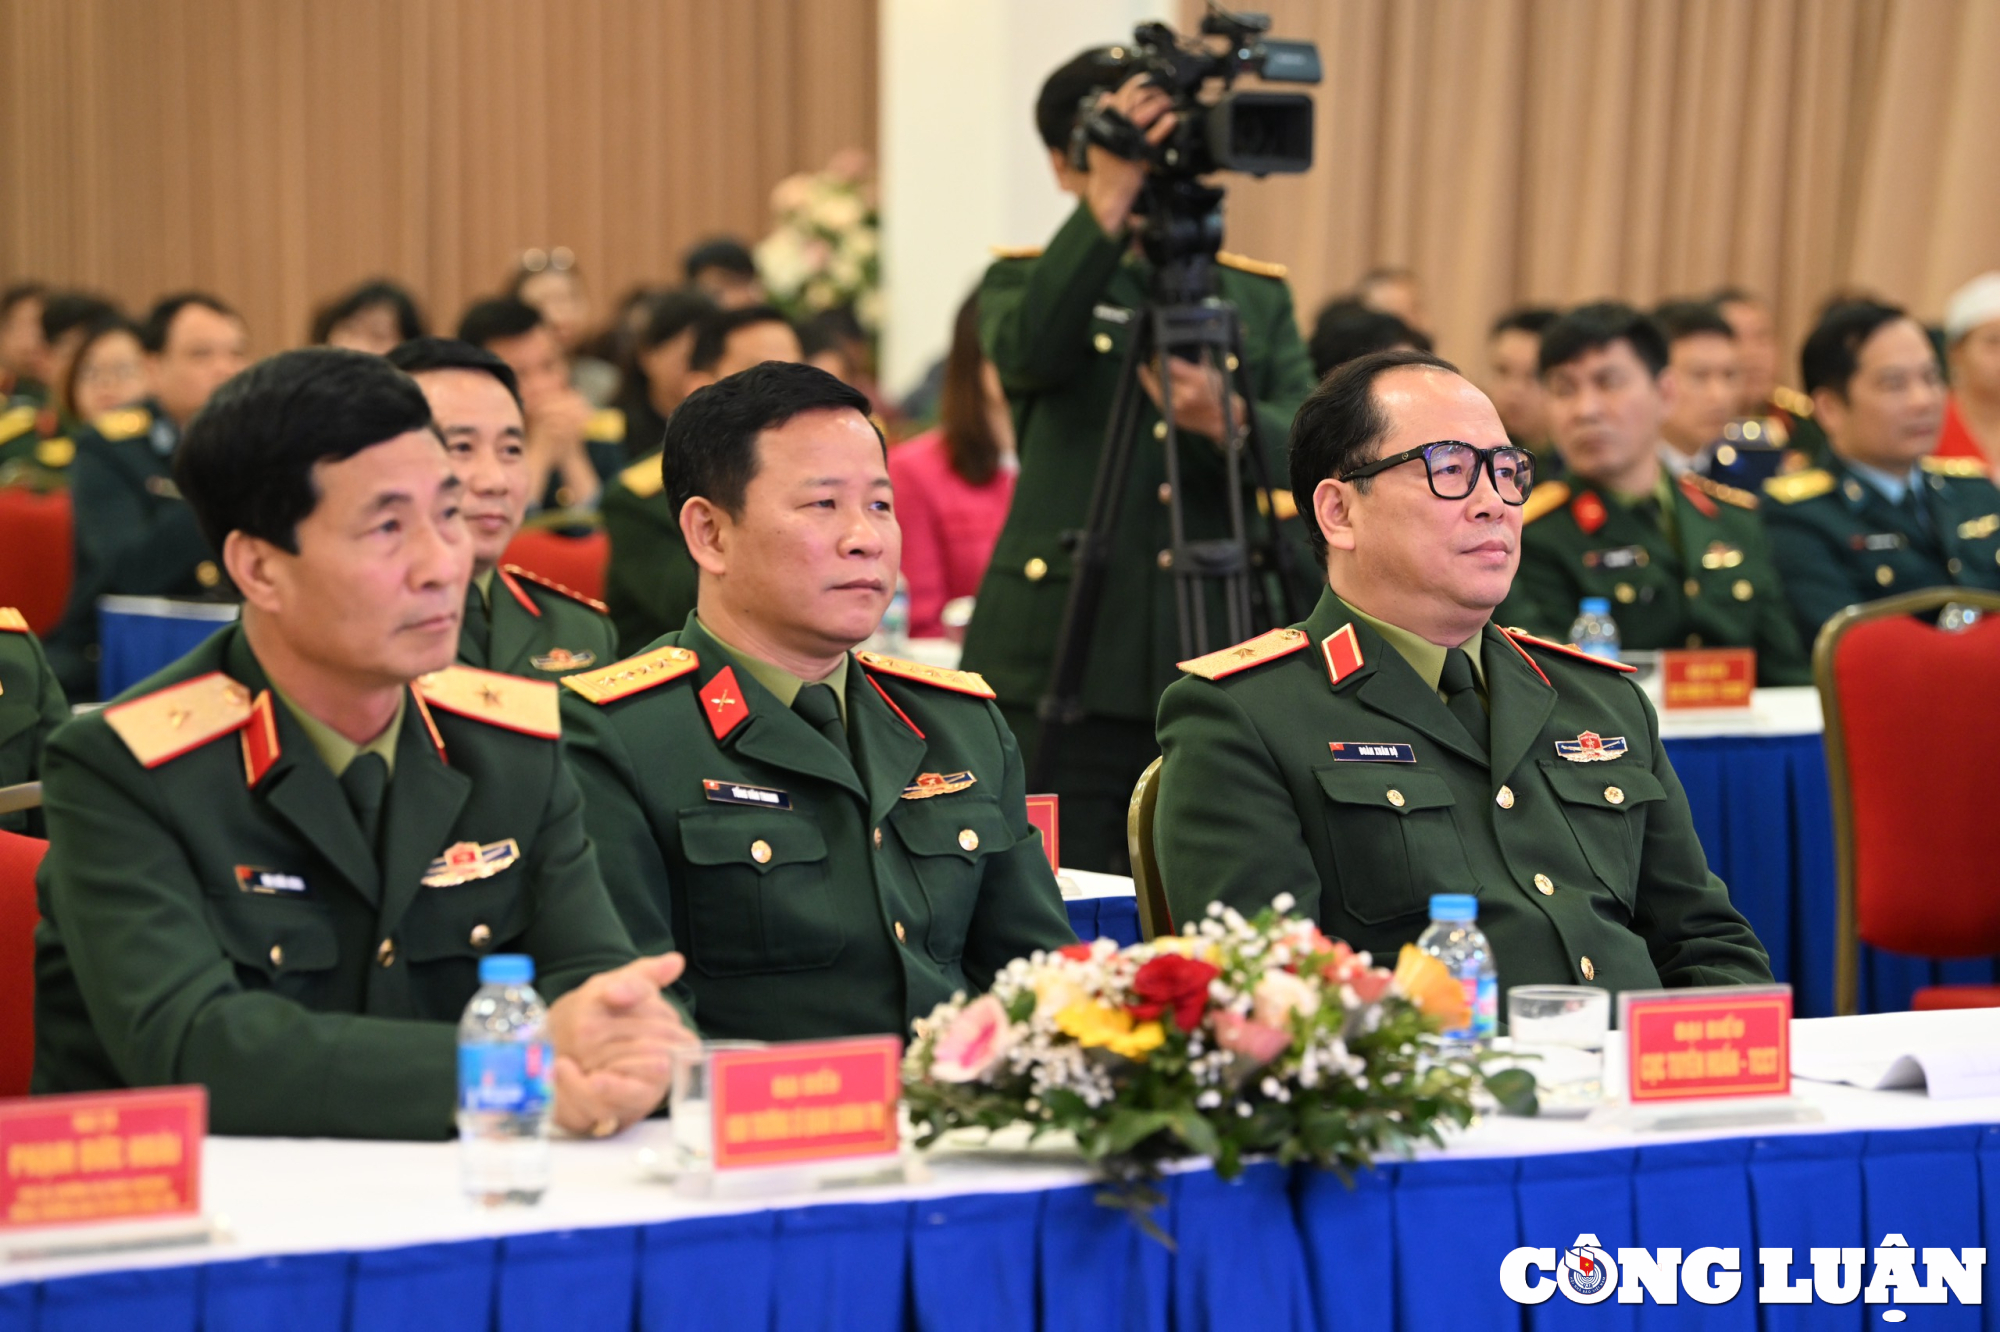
[1499,631,1551,687]
[495,567,542,618]
[409,688,451,765]
[1502,627,1639,674]
[866,673,925,740]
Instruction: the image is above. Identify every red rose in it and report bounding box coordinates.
[1057,942,1096,962]
[1129,954,1220,1032]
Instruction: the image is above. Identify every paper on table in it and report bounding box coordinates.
[1790,1008,2000,1098]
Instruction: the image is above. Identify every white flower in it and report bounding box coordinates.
[1272,892,1296,913]
[1251,970,1319,1028]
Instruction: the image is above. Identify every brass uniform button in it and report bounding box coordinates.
[470,923,492,947]
[377,938,395,968]
[1153,421,1168,440]
[1683,578,1701,598]
[1844,479,1866,503]
[957,828,980,852]
[750,839,773,865]
[1533,873,1553,895]
[1023,557,1048,582]
[1876,565,1895,587]
[1157,482,1173,505]
[1614,582,1637,605]
[1157,549,1173,569]
[1495,785,1515,809]
[1580,956,1596,981]
[894,921,907,943]
[269,944,284,967]
[1386,789,1406,808]
[873,827,883,848]
[1948,557,1963,576]
[1093,333,1113,353]
[1731,579,1753,601]
[196,560,221,588]
[1605,786,1624,804]
[1225,353,1240,372]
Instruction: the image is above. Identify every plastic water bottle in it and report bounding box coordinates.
[1417,894,1498,1056]
[1568,596,1621,662]
[458,954,552,1206]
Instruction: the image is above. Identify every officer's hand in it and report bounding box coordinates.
[1139,355,1248,445]
[545,953,696,1133]
[1084,74,1178,237]
[551,1054,669,1138]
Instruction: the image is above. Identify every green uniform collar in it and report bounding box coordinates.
[694,616,849,727]
[1336,597,1485,696]
[271,685,405,779]
[472,568,494,607]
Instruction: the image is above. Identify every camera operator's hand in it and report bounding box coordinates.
[1085,74,1179,237]
[1140,355,1249,445]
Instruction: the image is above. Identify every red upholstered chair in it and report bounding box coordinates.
[501,527,610,604]
[0,829,46,1098]
[0,486,74,634]
[1815,588,2000,1014]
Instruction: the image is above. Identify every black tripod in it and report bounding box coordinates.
[1027,179,1300,792]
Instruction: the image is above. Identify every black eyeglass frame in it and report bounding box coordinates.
[1336,440,1536,506]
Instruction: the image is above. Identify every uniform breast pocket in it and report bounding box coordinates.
[892,795,1016,963]
[1538,761,1667,906]
[205,895,341,993]
[1314,767,1473,926]
[402,871,533,968]
[678,810,841,976]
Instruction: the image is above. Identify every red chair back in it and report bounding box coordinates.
[1817,589,2000,1012]
[502,528,610,604]
[0,487,74,634]
[0,831,45,1097]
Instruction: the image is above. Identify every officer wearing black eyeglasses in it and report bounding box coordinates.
[1152,349,1771,1000]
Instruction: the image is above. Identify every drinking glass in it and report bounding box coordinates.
[1508,985,1610,1113]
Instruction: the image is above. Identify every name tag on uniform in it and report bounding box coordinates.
[1329,742,1415,763]
[1092,303,1132,324]
[235,865,307,895]
[1582,546,1648,570]
[1850,532,1905,551]
[703,779,793,810]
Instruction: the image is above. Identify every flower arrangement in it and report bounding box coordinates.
[754,148,881,334]
[904,897,1534,1222]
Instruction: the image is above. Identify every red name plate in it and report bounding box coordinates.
[711,1036,901,1170]
[1025,794,1060,873]
[1620,985,1791,1102]
[1659,647,1755,710]
[0,1086,205,1229]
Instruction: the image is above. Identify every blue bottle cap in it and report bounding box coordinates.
[1580,597,1612,616]
[1428,893,1478,922]
[479,953,534,986]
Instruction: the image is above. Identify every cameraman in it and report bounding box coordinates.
[959,47,1316,874]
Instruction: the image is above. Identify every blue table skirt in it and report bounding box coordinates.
[8,1123,1995,1332]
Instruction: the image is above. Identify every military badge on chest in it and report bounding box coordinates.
[531,647,596,672]
[901,771,978,799]
[422,839,521,887]
[1555,731,1628,762]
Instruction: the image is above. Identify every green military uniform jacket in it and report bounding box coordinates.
[0,610,67,835]
[1762,455,2000,645]
[1504,469,1811,685]
[1155,589,1772,1000]
[960,202,1318,723]
[44,401,221,699]
[459,564,618,680]
[559,616,1076,1042]
[33,625,639,1138]
[0,398,74,490]
[600,452,700,657]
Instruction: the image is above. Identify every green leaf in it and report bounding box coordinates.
[1004,989,1036,1024]
[1102,1108,1176,1155]
[1170,1108,1220,1159]
[1485,1067,1539,1116]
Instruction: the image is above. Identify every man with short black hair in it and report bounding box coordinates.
[1763,301,2000,642]
[44,292,250,698]
[1713,286,1827,462]
[561,362,1074,1042]
[1155,349,1771,997]
[683,238,766,309]
[621,289,718,454]
[600,305,804,654]
[459,296,620,512]
[1487,307,1558,459]
[0,283,48,401]
[1507,302,1809,684]
[389,338,617,680]
[1652,301,1740,475]
[34,347,691,1138]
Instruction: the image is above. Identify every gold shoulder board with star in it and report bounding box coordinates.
[36,436,74,468]
[1216,251,1288,279]
[560,646,700,705]
[1520,479,1570,524]
[93,406,151,441]
[988,243,1043,261]
[0,405,34,445]
[855,651,996,699]
[1177,627,1309,680]
[1763,469,1835,505]
[1502,628,1639,673]
[414,665,560,739]
[102,672,256,769]
[501,563,609,614]
[1685,472,1759,510]
[617,453,665,499]
[0,607,28,633]
[1771,385,1815,418]
[1921,456,1988,479]
[586,407,625,444]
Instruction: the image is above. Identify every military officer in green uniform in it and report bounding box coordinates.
[961,51,1317,872]
[389,338,617,678]
[1156,350,1771,999]
[1763,300,2000,644]
[1714,287,1830,468]
[0,609,67,836]
[562,363,1075,1042]
[1504,303,1810,684]
[601,305,802,655]
[43,294,251,699]
[0,396,76,489]
[34,348,691,1139]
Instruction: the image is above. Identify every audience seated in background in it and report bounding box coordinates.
[0,283,48,401]
[1352,265,1428,336]
[683,237,766,309]
[1652,300,1742,475]
[310,279,427,355]
[888,290,1016,638]
[1486,306,1558,460]
[36,292,124,433]
[0,614,67,838]
[63,317,147,426]
[459,296,619,513]
[1936,272,2000,473]
[1714,286,1826,461]
[618,289,716,455]
[510,249,618,407]
[1307,299,1427,381]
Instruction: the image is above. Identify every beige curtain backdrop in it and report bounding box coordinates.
[0,0,877,353]
[1213,0,2000,378]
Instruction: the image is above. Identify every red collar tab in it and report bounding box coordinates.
[701,666,751,740]
[1321,623,1365,686]
[239,690,281,786]
[1572,490,1609,535]
[495,567,541,618]
[1677,472,1719,518]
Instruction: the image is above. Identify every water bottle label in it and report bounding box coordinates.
[459,1040,552,1114]
[1472,973,1498,1039]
